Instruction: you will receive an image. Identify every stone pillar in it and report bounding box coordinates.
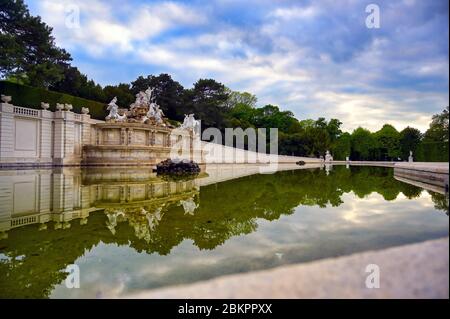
[81,114,92,146]
[53,110,65,163]
[39,109,54,161]
[53,110,76,165]
[64,112,75,159]
[0,103,15,160]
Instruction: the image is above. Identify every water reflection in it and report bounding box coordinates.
[0,164,448,298]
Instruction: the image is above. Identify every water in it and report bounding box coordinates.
[0,164,448,298]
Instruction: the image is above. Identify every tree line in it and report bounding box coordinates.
[1,0,448,161]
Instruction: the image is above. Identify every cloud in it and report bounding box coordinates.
[26,0,449,132]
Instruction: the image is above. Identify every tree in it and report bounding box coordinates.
[423,106,449,143]
[326,119,343,142]
[374,124,401,160]
[399,127,422,160]
[351,127,376,160]
[224,89,257,109]
[50,66,87,96]
[131,74,185,121]
[103,83,134,107]
[0,0,72,87]
[333,132,351,160]
[185,79,230,129]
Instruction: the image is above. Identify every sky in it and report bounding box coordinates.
[25,0,449,132]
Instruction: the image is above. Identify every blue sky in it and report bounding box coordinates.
[25,0,449,131]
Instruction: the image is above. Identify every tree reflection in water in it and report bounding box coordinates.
[0,166,447,298]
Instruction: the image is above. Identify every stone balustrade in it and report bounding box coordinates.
[0,101,98,168]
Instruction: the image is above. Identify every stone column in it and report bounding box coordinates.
[39,109,54,162]
[0,103,15,161]
[64,112,75,160]
[53,110,65,163]
[53,110,76,165]
[81,114,92,146]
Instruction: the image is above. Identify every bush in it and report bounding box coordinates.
[0,80,107,120]
[415,141,449,162]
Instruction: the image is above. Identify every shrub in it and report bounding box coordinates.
[0,80,106,120]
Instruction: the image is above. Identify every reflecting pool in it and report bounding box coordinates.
[0,164,448,298]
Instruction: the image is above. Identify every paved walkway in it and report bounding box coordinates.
[128,237,449,299]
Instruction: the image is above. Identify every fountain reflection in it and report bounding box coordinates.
[0,164,447,298]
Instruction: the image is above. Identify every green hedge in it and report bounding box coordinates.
[0,81,106,120]
[415,141,449,162]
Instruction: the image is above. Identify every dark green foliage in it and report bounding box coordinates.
[415,141,449,162]
[373,124,401,161]
[1,166,443,298]
[0,80,106,119]
[0,0,72,87]
[399,127,422,160]
[131,73,185,121]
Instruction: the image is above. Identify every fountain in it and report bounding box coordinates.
[82,87,201,166]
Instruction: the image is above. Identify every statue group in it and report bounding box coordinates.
[105,87,200,132]
[105,87,167,125]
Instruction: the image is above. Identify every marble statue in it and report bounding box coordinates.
[106,97,127,122]
[131,89,152,110]
[154,105,165,124]
[181,114,200,133]
[325,150,333,162]
[408,150,414,163]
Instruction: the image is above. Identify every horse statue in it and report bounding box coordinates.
[106,97,127,122]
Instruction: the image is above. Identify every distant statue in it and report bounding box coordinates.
[408,150,414,163]
[145,87,155,104]
[181,114,200,133]
[56,103,64,111]
[106,97,127,122]
[325,150,333,162]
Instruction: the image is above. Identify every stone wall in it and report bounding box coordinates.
[0,101,101,168]
[1,103,321,167]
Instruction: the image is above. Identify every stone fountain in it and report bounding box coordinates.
[83,87,202,166]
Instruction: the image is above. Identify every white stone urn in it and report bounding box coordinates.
[1,95,12,103]
[81,107,90,114]
[56,103,64,111]
[41,102,50,110]
[64,103,73,111]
